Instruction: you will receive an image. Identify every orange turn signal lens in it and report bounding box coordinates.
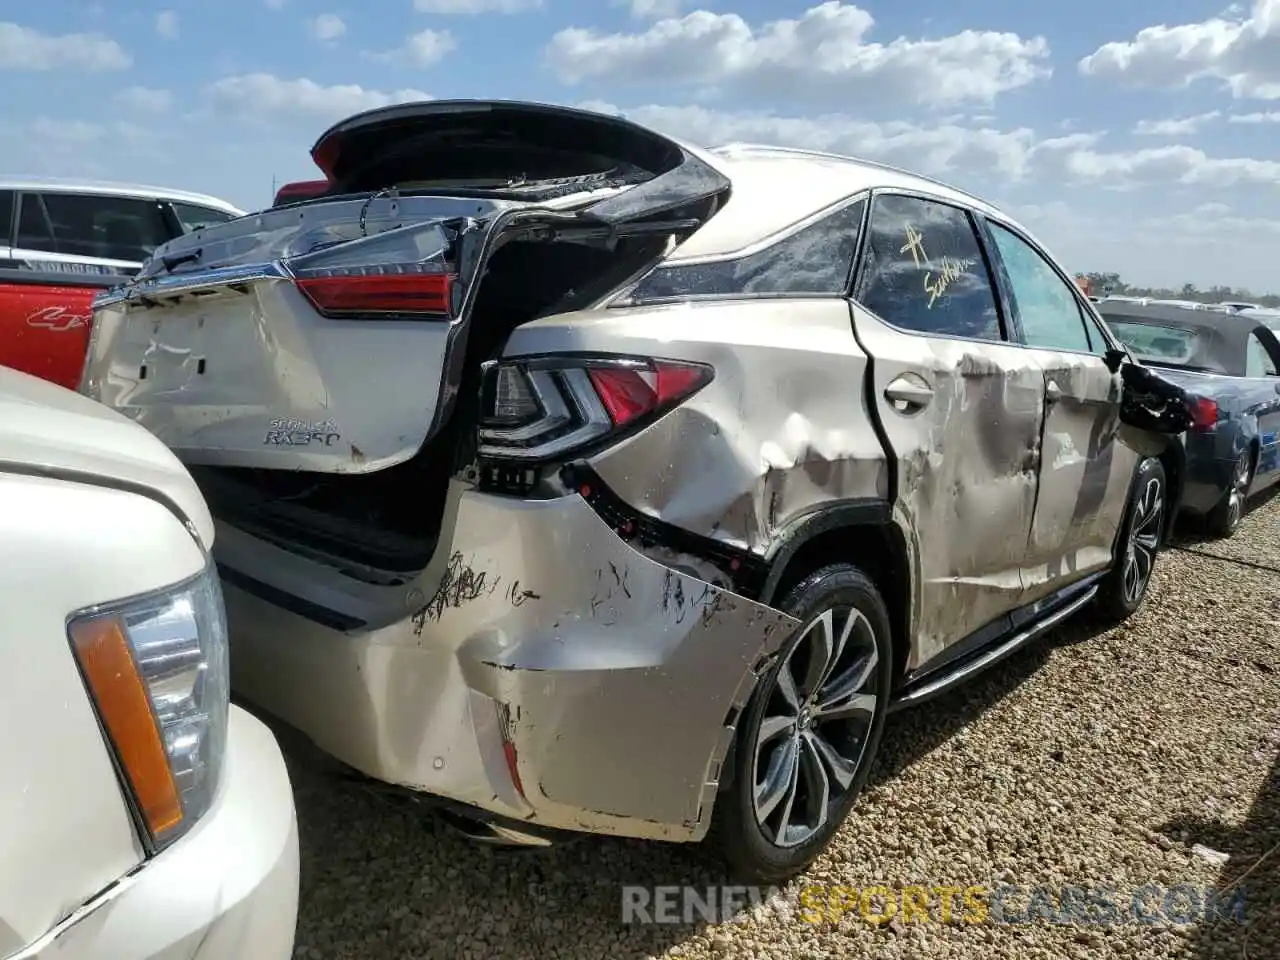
[70,617,184,839]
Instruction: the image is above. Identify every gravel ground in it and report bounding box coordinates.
[278,490,1280,960]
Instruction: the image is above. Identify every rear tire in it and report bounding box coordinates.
[710,563,893,884]
[1093,456,1167,625]
[1205,448,1253,539]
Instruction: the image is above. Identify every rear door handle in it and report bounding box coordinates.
[1046,379,1062,404]
[884,375,934,413]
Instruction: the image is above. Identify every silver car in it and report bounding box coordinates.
[80,100,1187,882]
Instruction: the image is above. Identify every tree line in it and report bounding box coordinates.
[1080,272,1280,308]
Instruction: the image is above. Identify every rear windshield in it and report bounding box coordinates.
[1105,319,1227,373]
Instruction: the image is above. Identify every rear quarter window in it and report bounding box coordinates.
[628,196,866,301]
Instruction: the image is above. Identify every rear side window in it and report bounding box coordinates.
[629,197,865,301]
[16,194,56,250]
[38,192,172,262]
[1246,332,1279,377]
[0,191,13,245]
[854,194,1002,340]
[987,222,1092,353]
[171,202,238,233]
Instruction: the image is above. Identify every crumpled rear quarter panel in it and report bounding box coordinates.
[504,299,890,554]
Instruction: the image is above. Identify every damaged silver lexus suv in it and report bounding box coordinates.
[80,100,1192,882]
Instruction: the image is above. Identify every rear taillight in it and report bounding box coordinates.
[1189,395,1220,430]
[478,356,713,462]
[294,266,454,320]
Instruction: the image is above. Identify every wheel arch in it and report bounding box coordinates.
[758,499,912,685]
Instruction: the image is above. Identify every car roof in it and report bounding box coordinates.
[0,176,244,215]
[664,142,1008,263]
[1098,300,1259,330]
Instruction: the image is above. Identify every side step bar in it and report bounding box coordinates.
[889,585,1098,713]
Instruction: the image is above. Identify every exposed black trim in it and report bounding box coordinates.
[216,563,367,632]
[558,463,767,597]
[757,499,894,606]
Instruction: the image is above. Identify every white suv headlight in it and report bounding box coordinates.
[68,562,229,851]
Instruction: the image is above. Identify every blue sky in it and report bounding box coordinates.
[3,0,1280,290]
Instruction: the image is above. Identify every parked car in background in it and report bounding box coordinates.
[1,179,244,276]
[80,99,1191,882]
[1099,300,1280,537]
[0,366,298,958]
[1219,301,1262,313]
[0,180,243,391]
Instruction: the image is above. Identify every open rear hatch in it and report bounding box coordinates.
[80,101,730,478]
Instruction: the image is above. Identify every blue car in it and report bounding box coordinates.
[1099,301,1280,537]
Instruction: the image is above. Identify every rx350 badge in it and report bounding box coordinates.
[264,417,341,446]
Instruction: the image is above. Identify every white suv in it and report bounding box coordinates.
[0,367,298,958]
[0,179,244,277]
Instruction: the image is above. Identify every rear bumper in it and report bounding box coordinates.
[221,487,796,843]
[1180,453,1239,516]
[16,707,299,960]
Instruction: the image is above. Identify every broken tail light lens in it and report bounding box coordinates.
[478,356,713,462]
[1189,395,1220,430]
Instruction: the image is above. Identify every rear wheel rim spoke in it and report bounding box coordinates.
[751,603,880,848]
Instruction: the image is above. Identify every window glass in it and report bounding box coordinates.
[631,197,865,300]
[0,191,13,245]
[1246,333,1279,377]
[171,202,238,233]
[1108,320,1209,368]
[39,193,171,262]
[16,194,55,250]
[987,222,1092,352]
[854,194,1001,340]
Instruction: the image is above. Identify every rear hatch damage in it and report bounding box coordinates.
[80,101,730,573]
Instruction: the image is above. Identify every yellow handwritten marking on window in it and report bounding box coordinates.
[925,257,977,308]
[900,224,928,267]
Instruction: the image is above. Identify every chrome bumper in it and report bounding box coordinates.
[221,486,797,842]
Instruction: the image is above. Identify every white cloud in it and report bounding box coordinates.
[546,3,1051,108]
[309,14,346,41]
[207,73,432,124]
[0,21,130,70]
[1230,110,1280,122]
[1134,111,1220,135]
[578,100,1043,181]
[1052,143,1280,189]
[413,0,541,11]
[1078,0,1280,99]
[368,28,457,65]
[579,99,1280,199]
[116,85,173,113]
[155,10,179,40]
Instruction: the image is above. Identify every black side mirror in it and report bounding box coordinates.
[1104,348,1126,374]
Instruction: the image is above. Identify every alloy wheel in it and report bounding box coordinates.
[1226,452,1252,531]
[1122,473,1164,604]
[751,606,880,849]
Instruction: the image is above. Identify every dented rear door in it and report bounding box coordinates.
[980,217,1137,604]
[850,192,1045,669]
